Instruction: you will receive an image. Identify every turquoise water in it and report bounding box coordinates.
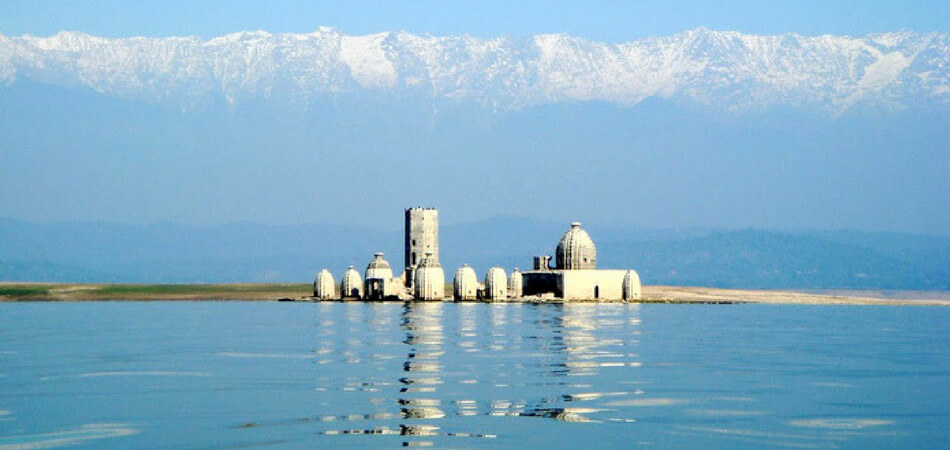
[0,302,948,448]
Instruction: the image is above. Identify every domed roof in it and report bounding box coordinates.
[313,269,335,299]
[454,264,477,284]
[341,266,363,298]
[508,268,523,299]
[556,222,596,270]
[414,252,444,300]
[343,265,360,280]
[485,267,508,300]
[314,269,334,285]
[622,270,641,300]
[365,252,394,280]
[454,264,478,300]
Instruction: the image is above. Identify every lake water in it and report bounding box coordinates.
[0,302,948,448]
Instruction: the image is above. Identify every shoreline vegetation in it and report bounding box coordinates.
[1,283,948,305]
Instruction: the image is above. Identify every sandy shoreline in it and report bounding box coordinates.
[640,286,950,305]
[1,282,948,305]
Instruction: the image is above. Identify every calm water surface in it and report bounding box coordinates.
[0,302,948,448]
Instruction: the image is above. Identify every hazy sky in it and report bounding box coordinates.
[2,0,948,40]
[1,1,948,235]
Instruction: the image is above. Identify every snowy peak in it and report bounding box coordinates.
[1,28,947,112]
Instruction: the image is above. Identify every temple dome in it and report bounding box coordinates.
[365,252,394,280]
[313,269,335,299]
[341,266,363,299]
[508,268,523,299]
[556,222,596,270]
[623,270,641,300]
[485,267,508,300]
[453,264,478,301]
[413,252,444,300]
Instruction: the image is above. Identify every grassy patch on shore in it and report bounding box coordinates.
[0,283,311,301]
[92,284,308,295]
[0,286,51,297]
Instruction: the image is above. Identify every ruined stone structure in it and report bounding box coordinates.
[405,207,439,288]
[522,222,641,301]
[312,208,641,301]
[622,270,642,300]
[508,268,523,299]
[413,252,444,300]
[484,267,508,300]
[364,252,400,300]
[313,269,335,300]
[340,266,363,299]
[453,264,478,300]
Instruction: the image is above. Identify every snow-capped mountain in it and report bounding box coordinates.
[0,27,948,112]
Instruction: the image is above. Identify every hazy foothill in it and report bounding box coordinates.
[2,217,949,288]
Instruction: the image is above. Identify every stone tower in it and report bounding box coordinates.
[405,207,439,287]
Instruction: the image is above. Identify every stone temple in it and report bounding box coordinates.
[521,222,639,300]
[313,207,641,301]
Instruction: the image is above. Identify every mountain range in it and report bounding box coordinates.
[1,27,948,113]
[2,28,948,255]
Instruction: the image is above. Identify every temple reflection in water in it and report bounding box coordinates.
[314,302,644,444]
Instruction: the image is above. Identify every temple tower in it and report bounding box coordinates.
[485,267,508,300]
[405,207,439,287]
[556,222,597,270]
[413,252,445,301]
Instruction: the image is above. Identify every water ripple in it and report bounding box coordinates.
[0,423,138,449]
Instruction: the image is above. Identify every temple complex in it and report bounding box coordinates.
[313,207,641,301]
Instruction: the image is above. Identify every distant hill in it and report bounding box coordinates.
[1,217,946,290]
[600,230,950,289]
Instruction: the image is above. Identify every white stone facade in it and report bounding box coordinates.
[341,266,363,299]
[623,270,642,300]
[559,270,627,300]
[313,269,335,299]
[364,252,400,300]
[508,268,523,299]
[453,264,478,300]
[485,267,508,300]
[414,252,445,301]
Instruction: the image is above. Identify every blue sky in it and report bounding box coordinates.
[2,0,947,40]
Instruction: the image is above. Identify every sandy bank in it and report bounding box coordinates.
[641,286,950,305]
